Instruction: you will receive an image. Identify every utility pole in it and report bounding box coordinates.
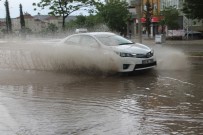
[183,15,189,40]
[135,0,142,43]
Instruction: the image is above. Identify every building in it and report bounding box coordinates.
[0,19,6,36]
[34,15,63,30]
[142,0,161,37]
[160,0,184,10]
[127,0,202,38]
[13,13,47,33]
[0,19,6,31]
[0,14,77,36]
[11,13,65,34]
[160,0,203,37]
[127,0,162,37]
[143,0,161,15]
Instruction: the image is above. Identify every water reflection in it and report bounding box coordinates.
[0,37,201,134]
[0,65,202,135]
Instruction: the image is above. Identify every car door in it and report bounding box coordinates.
[80,35,100,48]
[64,35,81,45]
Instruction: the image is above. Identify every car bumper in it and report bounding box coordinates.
[118,56,157,72]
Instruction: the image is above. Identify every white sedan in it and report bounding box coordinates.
[59,32,157,73]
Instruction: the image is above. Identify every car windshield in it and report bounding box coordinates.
[95,34,134,46]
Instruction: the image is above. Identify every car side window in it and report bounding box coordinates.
[65,35,80,45]
[80,35,99,47]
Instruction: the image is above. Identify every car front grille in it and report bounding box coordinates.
[135,51,153,58]
[134,61,157,69]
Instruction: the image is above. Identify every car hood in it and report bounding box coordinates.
[111,43,151,54]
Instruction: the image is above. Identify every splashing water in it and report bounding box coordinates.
[0,38,190,74]
[0,40,121,74]
[154,45,190,70]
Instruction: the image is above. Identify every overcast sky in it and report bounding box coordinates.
[0,0,94,18]
[0,0,50,18]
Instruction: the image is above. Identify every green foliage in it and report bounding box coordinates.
[33,0,97,29]
[160,6,179,30]
[66,14,103,29]
[19,4,25,30]
[183,0,203,19]
[86,15,103,27]
[46,23,58,33]
[40,23,58,35]
[96,0,130,34]
[4,0,12,33]
[24,27,32,34]
[73,15,87,27]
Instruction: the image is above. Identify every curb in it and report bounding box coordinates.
[187,56,203,60]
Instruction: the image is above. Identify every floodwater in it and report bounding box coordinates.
[0,39,203,135]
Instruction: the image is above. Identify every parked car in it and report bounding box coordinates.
[59,32,157,72]
[185,31,203,39]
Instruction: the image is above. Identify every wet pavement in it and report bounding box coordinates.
[0,39,203,135]
[140,38,203,53]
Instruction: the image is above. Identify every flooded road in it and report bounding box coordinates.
[0,40,203,135]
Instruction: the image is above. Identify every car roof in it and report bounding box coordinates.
[61,32,116,43]
[75,32,116,36]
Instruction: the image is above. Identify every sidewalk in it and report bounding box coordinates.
[131,37,203,60]
[160,39,203,45]
[133,37,203,45]
[132,37,203,53]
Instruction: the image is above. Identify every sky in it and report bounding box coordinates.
[0,0,95,18]
[0,0,100,18]
[0,0,49,18]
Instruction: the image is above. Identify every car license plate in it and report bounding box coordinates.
[142,59,153,64]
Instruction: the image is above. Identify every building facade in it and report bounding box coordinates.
[160,0,203,36]
[143,0,161,15]
[127,0,202,38]
[160,0,184,10]
[12,13,61,34]
[0,14,76,37]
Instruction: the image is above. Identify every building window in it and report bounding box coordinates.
[161,0,180,10]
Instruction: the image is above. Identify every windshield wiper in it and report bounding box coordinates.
[119,42,134,45]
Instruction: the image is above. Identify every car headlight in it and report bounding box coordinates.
[146,51,154,58]
[151,49,154,54]
[119,52,134,57]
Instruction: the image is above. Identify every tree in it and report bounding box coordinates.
[4,0,12,34]
[66,14,103,29]
[159,6,179,33]
[143,0,153,38]
[183,0,203,20]
[33,0,96,30]
[19,4,25,33]
[97,0,130,35]
[85,14,103,28]
[46,23,58,33]
[73,15,87,28]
